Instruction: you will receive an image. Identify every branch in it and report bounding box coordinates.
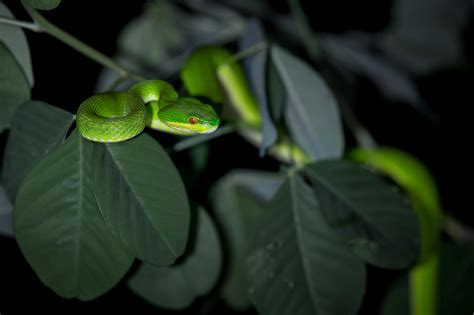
[0,16,42,32]
[22,5,144,80]
[444,215,474,246]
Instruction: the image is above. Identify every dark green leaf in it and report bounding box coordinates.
[212,170,283,310]
[92,133,190,266]
[0,3,34,86]
[0,42,30,133]
[350,147,442,262]
[22,0,61,10]
[271,45,344,159]
[14,130,135,300]
[0,185,11,215]
[380,0,471,74]
[239,19,277,155]
[0,212,13,237]
[0,185,13,236]
[381,276,409,315]
[382,242,474,315]
[2,101,74,201]
[302,160,420,269]
[266,56,285,124]
[247,174,365,315]
[438,243,474,315]
[128,206,221,309]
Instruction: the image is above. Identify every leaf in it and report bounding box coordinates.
[211,170,284,310]
[271,46,344,160]
[266,57,285,124]
[128,206,222,310]
[92,133,190,266]
[302,160,420,269]
[0,42,30,133]
[2,101,74,201]
[382,242,474,315]
[0,3,34,86]
[239,19,277,156]
[381,276,410,315]
[0,211,13,237]
[302,160,420,267]
[0,185,13,237]
[96,0,244,89]
[14,130,135,300]
[22,0,61,10]
[0,185,11,215]
[247,174,365,315]
[380,0,471,74]
[319,33,427,114]
[349,147,442,262]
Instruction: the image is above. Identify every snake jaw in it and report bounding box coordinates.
[163,118,220,134]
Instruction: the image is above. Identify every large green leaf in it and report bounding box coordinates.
[0,42,30,133]
[2,101,74,201]
[128,206,221,309]
[14,130,135,300]
[92,133,190,266]
[212,170,284,310]
[239,19,277,155]
[247,174,365,315]
[271,46,344,160]
[350,147,442,262]
[302,160,420,269]
[22,0,62,10]
[0,3,34,86]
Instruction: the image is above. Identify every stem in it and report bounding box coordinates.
[444,215,474,245]
[22,6,144,80]
[0,16,42,32]
[338,99,377,149]
[228,41,268,64]
[169,125,235,153]
[288,0,321,61]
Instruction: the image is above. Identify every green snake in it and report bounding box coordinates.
[76,80,220,142]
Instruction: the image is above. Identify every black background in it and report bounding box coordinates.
[1,0,473,314]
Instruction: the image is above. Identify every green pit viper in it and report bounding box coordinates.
[76,80,220,143]
[75,46,310,165]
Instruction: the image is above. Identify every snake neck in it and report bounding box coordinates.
[145,101,189,135]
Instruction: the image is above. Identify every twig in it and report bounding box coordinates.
[444,215,474,246]
[22,5,144,80]
[0,16,42,32]
[227,40,268,64]
[288,0,321,61]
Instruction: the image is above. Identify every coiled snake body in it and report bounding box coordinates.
[76,80,220,143]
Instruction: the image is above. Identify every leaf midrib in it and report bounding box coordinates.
[288,174,319,314]
[105,143,178,258]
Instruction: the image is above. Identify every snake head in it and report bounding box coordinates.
[158,97,220,134]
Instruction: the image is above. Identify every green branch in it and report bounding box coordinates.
[0,15,42,32]
[21,5,144,81]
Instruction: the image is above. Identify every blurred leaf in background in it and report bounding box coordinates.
[96,0,244,90]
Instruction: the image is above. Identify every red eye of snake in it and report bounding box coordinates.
[188,117,198,125]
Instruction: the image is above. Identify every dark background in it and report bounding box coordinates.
[1,0,473,314]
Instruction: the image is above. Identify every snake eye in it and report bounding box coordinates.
[188,117,198,125]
